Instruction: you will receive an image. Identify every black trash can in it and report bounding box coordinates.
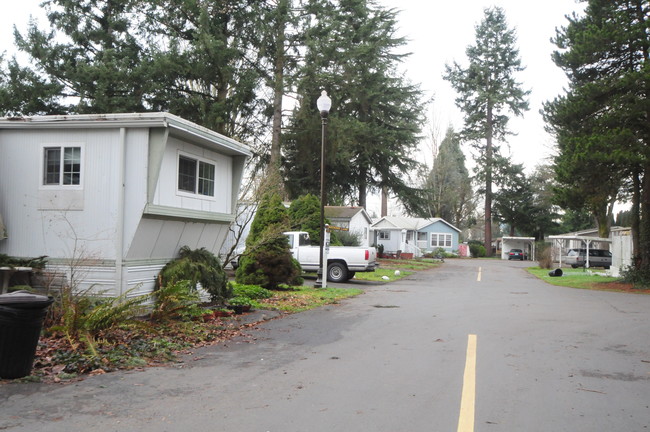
[548,268,563,277]
[0,291,54,379]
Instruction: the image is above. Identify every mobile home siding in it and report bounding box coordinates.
[0,113,250,297]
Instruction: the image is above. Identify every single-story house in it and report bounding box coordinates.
[0,113,250,297]
[324,206,372,247]
[371,216,460,258]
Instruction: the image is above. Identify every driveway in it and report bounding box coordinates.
[1,258,649,431]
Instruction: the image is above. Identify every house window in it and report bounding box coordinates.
[431,233,452,248]
[178,155,215,197]
[43,146,81,186]
[379,231,391,240]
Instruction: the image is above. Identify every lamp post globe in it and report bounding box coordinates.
[314,90,331,288]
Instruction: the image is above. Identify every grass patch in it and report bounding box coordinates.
[526,267,645,293]
[377,258,440,271]
[256,286,363,313]
[354,267,413,282]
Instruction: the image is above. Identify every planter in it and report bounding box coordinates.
[213,309,234,318]
[227,304,251,315]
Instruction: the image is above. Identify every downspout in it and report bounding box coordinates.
[116,127,127,296]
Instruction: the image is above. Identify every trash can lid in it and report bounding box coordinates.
[0,290,52,305]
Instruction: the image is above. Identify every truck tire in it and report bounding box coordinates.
[327,262,348,283]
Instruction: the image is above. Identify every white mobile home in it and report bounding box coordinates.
[0,113,250,296]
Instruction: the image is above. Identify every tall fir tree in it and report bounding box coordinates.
[544,0,649,271]
[8,0,157,114]
[444,7,529,256]
[282,0,425,210]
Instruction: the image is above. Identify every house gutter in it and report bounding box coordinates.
[116,127,127,296]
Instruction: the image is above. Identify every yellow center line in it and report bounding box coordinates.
[477,267,482,282]
[457,334,477,432]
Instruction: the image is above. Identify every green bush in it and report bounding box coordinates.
[469,243,486,258]
[620,265,650,289]
[231,283,273,299]
[158,246,231,304]
[336,230,361,246]
[228,296,252,306]
[236,249,303,289]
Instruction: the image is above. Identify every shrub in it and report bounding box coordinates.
[336,230,361,246]
[228,296,252,306]
[236,192,302,289]
[231,283,273,299]
[151,280,209,322]
[49,286,150,355]
[620,265,650,289]
[236,249,302,289]
[469,243,486,258]
[158,246,231,304]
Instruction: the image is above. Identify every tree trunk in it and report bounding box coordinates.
[632,167,641,264]
[484,103,494,257]
[640,166,650,271]
[269,0,287,182]
[358,168,367,209]
[381,186,388,217]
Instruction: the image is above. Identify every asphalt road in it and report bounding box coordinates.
[1,258,649,431]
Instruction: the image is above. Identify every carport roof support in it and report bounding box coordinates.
[548,235,611,268]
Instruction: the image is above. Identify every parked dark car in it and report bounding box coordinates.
[508,248,526,260]
[565,248,612,269]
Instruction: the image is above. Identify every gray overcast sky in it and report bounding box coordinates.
[1,0,586,214]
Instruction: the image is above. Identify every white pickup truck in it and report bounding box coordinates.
[285,231,378,282]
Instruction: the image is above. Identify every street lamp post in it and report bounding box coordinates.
[314,90,331,289]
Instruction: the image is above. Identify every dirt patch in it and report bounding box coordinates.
[593,281,650,294]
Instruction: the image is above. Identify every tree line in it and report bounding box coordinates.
[0,0,425,212]
[2,0,647,274]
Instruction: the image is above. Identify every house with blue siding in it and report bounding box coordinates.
[371,216,460,257]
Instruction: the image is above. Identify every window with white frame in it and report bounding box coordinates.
[378,231,390,240]
[178,154,216,197]
[43,146,82,186]
[430,233,452,248]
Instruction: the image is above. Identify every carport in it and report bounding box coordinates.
[501,237,536,261]
[548,235,612,268]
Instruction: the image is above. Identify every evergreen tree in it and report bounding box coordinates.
[235,192,302,288]
[423,126,475,228]
[288,194,323,244]
[525,164,561,240]
[283,0,425,210]
[139,0,266,139]
[1,0,269,145]
[493,162,534,236]
[543,0,648,271]
[444,7,529,256]
[9,0,159,114]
